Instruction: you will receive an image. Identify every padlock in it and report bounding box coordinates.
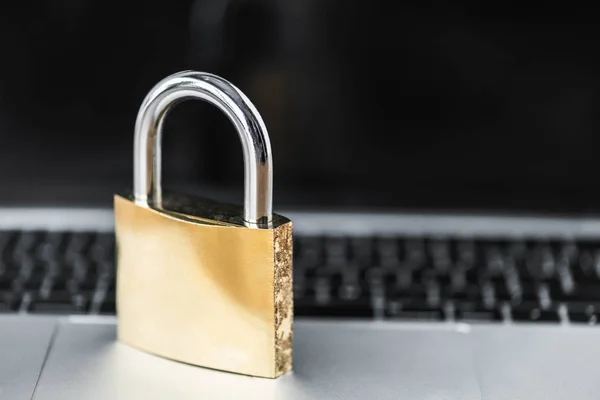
[114,71,293,379]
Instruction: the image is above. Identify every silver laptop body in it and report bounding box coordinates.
[2,208,600,399]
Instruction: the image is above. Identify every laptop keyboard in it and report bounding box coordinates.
[2,229,600,324]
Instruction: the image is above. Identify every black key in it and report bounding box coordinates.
[65,232,93,262]
[571,283,600,301]
[15,257,36,282]
[324,237,348,266]
[415,268,437,285]
[525,245,556,280]
[546,280,563,300]
[507,241,527,262]
[486,277,509,302]
[295,236,323,267]
[403,238,426,265]
[294,297,372,318]
[38,269,67,296]
[313,275,332,304]
[567,302,600,324]
[385,298,443,320]
[2,290,22,311]
[387,282,428,301]
[428,239,452,272]
[350,237,373,267]
[36,232,66,262]
[484,246,506,276]
[455,303,503,322]
[27,289,86,314]
[96,260,115,279]
[364,267,385,286]
[556,261,576,295]
[13,263,47,292]
[24,270,47,292]
[568,313,597,324]
[520,281,538,302]
[63,278,80,295]
[511,303,559,322]
[456,239,477,266]
[78,273,99,291]
[29,290,85,314]
[559,242,578,264]
[576,251,596,281]
[89,233,115,262]
[449,268,467,291]
[0,301,11,313]
[71,257,91,283]
[333,298,372,317]
[12,231,42,261]
[293,276,307,300]
[465,264,482,284]
[100,298,116,314]
[71,293,89,312]
[0,268,17,290]
[45,290,73,303]
[48,273,70,293]
[30,302,81,315]
[425,280,442,307]
[0,231,17,263]
[448,275,479,302]
[393,268,414,289]
[377,237,399,266]
[552,281,600,302]
[338,281,364,302]
[295,269,373,318]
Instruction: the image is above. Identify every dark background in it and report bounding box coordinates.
[0,2,598,214]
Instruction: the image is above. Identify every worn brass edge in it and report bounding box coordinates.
[273,221,293,377]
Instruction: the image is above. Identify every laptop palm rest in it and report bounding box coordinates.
[0,316,57,400]
[472,325,600,400]
[31,318,480,400]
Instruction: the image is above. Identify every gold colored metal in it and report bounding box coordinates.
[114,192,293,379]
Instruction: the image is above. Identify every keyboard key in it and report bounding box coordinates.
[65,232,93,261]
[89,233,115,262]
[385,298,443,320]
[0,231,17,263]
[13,232,45,264]
[525,245,556,280]
[511,303,560,322]
[36,232,66,262]
[0,267,17,290]
[567,302,600,324]
[455,303,503,322]
[403,238,426,265]
[30,302,82,315]
[0,301,10,313]
[377,237,399,266]
[456,239,477,266]
[99,299,116,314]
[520,281,539,302]
[295,297,372,318]
[350,237,373,266]
[571,283,600,301]
[2,290,22,310]
[296,236,323,267]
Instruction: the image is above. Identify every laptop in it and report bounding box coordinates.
[2,2,600,399]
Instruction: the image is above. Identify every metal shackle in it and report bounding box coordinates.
[133,70,273,226]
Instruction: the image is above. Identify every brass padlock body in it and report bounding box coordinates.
[115,192,293,378]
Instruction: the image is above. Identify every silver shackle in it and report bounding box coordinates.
[133,70,273,226]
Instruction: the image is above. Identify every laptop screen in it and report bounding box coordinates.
[0,2,597,214]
